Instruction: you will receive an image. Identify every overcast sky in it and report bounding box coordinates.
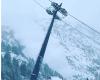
[2,0,100,78]
[2,0,100,29]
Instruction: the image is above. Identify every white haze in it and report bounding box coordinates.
[2,0,100,78]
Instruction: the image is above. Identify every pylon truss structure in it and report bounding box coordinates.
[46,2,68,19]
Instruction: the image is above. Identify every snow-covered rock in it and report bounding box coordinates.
[51,76,62,80]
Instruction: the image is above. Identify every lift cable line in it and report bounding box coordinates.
[61,20,100,45]
[47,0,100,35]
[32,0,46,10]
[32,0,100,45]
[32,0,100,36]
[68,13,100,35]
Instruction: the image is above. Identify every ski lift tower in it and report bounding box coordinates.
[30,2,67,80]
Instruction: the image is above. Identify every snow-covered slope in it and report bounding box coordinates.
[1,26,64,80]
[40,18,100,80]
[51,76,62,80]
[2,0,100,80]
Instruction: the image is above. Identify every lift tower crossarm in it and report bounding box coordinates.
[30,3,62,80]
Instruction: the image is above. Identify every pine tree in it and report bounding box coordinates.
[3,53,14,80]
[12,58,21,80]
[20,62,27,77]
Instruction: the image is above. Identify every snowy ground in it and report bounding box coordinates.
[51,76,62,80]
[2,0,100,79]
